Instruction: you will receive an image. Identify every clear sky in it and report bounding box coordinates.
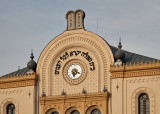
[0,0,160,76]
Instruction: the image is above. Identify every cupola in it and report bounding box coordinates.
[27,50,37,73]
[114,39,125,65]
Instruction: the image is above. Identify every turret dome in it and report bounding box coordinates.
[114,39,125,62]
[27,50,37,73]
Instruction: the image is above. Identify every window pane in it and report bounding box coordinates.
[7,104,15,114]
[138,93,150,114]
[91,109,101,114]
[71,110,80,114]
[51,111,59,114]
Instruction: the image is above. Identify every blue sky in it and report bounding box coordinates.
[0,0,160,76]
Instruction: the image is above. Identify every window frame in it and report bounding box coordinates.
[138,93,150,114]
[6,103,15,114]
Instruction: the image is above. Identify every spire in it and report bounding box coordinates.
[27,49,37,73]
[30,49,34,60]
[114,38,125,65]
[118,38,122,49]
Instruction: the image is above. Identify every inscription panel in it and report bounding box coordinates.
[55,50,95,75]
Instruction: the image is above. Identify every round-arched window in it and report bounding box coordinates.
[138,93,150,114]
[51,111,59,114]
[7,104,15,114]
[71,110,80,114]
[91,109,101,114]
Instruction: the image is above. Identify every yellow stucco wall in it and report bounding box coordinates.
[0,86,36,114]
[112,73,160,114]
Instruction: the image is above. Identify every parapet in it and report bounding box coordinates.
[0,72,38,89]
[110,60,160,78]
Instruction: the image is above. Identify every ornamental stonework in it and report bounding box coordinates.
[110,62,160,78]
[37,29,114,96]
[0,73,37,89]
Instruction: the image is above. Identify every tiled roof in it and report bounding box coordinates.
[109,45,158,65]
[1,67,28,77]
[1,45,159,77]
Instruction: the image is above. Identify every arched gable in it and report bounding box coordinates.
[37,29,114,96]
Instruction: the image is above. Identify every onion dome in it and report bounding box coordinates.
[114,39,125,62]
[27,50,37,73]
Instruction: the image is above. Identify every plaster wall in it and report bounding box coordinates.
[0,86,36,114]
[112,75,160,114]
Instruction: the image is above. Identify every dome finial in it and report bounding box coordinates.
[118,38,122,49]
[114,38,125,65]
[27,49,37,73]
[30,49,34,60]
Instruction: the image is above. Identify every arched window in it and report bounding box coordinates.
[51,111,59,114]
[7,104,15,114]
[139,93,150,114]
[91,109,101,114]
[71,110,80,114]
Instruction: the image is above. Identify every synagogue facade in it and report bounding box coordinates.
[0,9,160,114]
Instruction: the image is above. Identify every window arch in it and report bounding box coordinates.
[51,111,59,114]
[7,104,15,114]
[45,108,59,114]
[71,110,80,114]
[91,109,101,114]
[138,93,150,114]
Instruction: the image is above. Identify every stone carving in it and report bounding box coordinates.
[127,76,160,83]
[0,73,37,89]
[66,9,85,30]
[55,50,95,75]
[0,89,23,94]
[37,30,114,95]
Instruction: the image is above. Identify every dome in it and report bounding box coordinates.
[114,40,125,62]
[27,51,37,72]
[27,59,37,70]
[114,49,125,61]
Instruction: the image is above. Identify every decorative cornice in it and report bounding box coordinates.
[39,92,108,114]
[0,73,37,89]
[39,92,108,105]
[110,61,160,78]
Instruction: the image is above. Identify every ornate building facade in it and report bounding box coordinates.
[0,10,160,114]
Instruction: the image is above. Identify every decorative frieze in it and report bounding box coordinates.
[39,92,108,114]
[0,89,23,94]
[110,61,160,78]
[0,73,37,89]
